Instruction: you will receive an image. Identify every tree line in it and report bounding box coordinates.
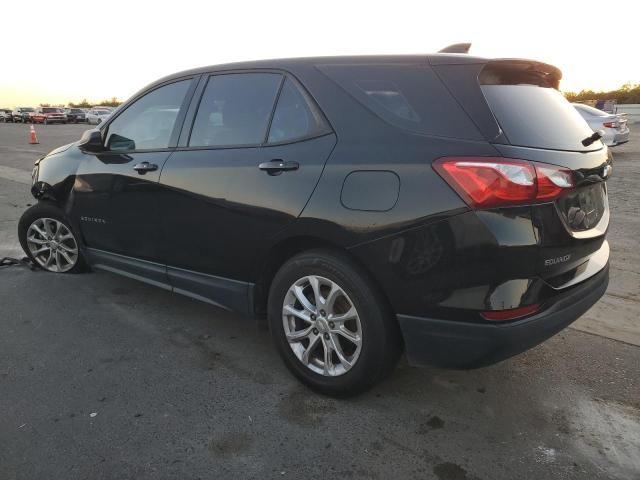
[39,97,123,108]
[564,83,640,104]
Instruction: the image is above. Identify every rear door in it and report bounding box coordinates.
[158,72,335,312]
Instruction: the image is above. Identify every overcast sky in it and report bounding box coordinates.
[2,0,637,106]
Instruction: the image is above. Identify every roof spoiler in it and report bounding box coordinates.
[480,59,562,89]
[438,43,471,54]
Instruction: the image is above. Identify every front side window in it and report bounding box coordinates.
[189,73,282,147]
[105,79,191,151]
[267,78,330,144]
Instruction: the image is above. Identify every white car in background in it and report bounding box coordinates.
[573,103,630,147]
[86,108,113,125]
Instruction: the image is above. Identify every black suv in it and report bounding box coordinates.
[19,54,610,396]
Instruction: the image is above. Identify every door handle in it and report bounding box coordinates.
[258,159,299,176]
[133,162,158,174]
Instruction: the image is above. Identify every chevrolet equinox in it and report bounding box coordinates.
[19,53,611,396]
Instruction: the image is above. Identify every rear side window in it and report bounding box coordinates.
[317,63,482,140]
[482,85,597,151]
[190,73,282,147]
[267,78,330,144]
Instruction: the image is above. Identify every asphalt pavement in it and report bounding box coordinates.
[0,122,638,480]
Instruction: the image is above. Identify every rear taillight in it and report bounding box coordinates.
[602,121,618,128]
[433,157,574,208]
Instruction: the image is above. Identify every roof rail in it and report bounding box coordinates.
[438,43,471,54]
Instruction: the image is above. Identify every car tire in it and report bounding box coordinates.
[18,202,89,274]
[268,249,402,397]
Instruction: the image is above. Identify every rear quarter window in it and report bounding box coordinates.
[317,63,483,140]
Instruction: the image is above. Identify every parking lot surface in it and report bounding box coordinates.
[1,123,639,479]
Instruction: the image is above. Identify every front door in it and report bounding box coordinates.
[158,73,335,312]
[72,78,195,282]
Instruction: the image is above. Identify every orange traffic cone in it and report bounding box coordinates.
[29,125,39,144]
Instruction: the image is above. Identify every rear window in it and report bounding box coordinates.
[318,64,482,140]
[42,108,60,113]
[481,85,598,151]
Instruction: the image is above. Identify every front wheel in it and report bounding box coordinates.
[268,249,402,397]
[18,203,88,273]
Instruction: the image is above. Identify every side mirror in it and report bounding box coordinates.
[78,128,104,152]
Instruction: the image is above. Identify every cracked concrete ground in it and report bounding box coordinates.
[0,123,638,479]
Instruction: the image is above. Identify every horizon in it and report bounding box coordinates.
[2,0,637,107]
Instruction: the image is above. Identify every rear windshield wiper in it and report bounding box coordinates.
[582,130,603,147]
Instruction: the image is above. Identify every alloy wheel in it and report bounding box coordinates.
[282,275,363,376]
[26,218,78,272]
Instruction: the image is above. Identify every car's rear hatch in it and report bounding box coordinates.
[432,58,611,289]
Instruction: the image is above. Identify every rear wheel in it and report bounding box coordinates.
[268,249,402,396]
[18,203,87,273]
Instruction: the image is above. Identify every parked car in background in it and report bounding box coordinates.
[12,107,35,123]
[573,103,630,147]
[63,108,87,123]
[86,108,112,124]
[0,109,13,122]
[20,54,611,396]
[32,107,68,124]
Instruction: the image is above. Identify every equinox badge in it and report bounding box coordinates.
[544,254,571,266]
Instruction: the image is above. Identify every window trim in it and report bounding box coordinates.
[181,68,334,152]
[265,76,333,146]
[98,75,199,154]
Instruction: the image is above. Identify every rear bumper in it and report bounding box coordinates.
[612,129,630,146]
[397,263,609,368]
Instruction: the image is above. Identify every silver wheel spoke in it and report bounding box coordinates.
[329,333,352,368]
[322,338,333,375]
[321,283,341,312]
[307,276,322,309]
[334,326,360,344]
[293,285,316,313]
[44,251,54,267]
[286,326,313,342]
[58,249,73,265]
[27,236,48,245]
[301,334,321,365]
[58,243,77,254]
[31,224,47,238]
[43,219,55,237]
[329,307,357,324]
[282,274,362,377]
[283,304,312,323]
[32,246,50,256]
